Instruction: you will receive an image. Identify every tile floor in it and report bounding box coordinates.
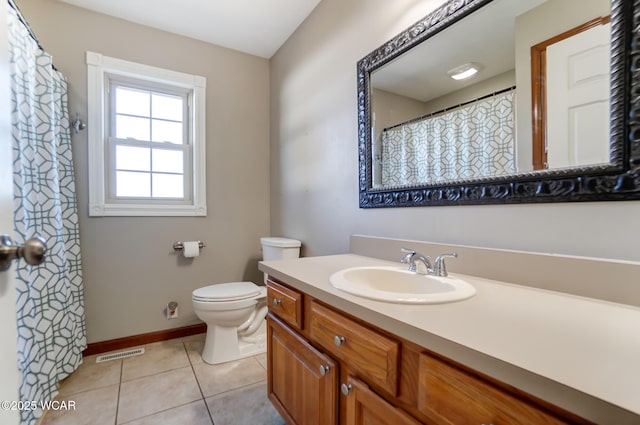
[40,333,284,425]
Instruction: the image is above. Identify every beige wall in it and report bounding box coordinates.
[372,88,428,132]
[270,0,640,263]
[17,0,271,343]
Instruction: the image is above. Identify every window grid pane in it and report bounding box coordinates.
[149,91,184,146]
[116,115,150,141]
[115,145,150,171]
[115,87,150,117]
[116,171,151,197]
[151,120,183,144]
[152,149,183,173]
[152,93,183,121]
[113,85,186,145]
[109,81,190,203]
[152,173,184,198]
[111,139,188,201]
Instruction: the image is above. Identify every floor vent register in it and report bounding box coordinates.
[96,348,145,363]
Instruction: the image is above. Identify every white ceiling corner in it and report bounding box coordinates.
[55,0,322,58]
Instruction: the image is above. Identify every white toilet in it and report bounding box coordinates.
[192,237,301,364]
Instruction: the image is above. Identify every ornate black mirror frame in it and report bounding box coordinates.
[358,0,640,208]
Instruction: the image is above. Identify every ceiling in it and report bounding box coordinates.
[55,0,322,58]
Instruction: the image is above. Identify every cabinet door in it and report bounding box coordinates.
[344,376,421,425]
[267,314,338,425]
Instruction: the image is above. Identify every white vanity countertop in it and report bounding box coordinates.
[259,254,640,419]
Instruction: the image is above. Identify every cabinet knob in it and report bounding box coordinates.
[341,383,352,396]
[334,335,346,347]
[319,365,330,376]
[272,298,282,306]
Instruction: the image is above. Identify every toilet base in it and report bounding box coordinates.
[201,320,266,365]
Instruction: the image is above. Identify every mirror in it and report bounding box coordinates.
[357,0,640,207]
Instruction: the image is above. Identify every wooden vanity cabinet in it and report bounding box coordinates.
[267,314,338,425]
[265,277,591,425]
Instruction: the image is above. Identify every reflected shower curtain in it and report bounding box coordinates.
[381,90,516,186]
[8,4,86,425]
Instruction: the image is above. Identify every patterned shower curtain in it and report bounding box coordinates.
[381,90,516,186]
[8,4,86,425]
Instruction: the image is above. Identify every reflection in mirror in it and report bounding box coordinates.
[369,0,611,189]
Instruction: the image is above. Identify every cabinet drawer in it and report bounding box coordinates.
[344,376,421,425]
[418,352,568,425]
[309,301,399,395]
[267,279,303,330]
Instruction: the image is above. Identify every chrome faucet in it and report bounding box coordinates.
[401,248,457,277]
[400,248,432,275]
[433,253,458,277]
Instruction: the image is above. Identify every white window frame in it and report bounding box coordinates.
[87,51,207,216]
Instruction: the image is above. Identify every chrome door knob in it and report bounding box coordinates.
[341,383,352,396]
[0,235,47,271]
[272,298,282,306]
[319,365,330,376]
[334,336,346,347]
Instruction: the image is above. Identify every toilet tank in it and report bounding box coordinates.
[260,237,301,261]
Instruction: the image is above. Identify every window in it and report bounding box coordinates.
[87,52,206,216]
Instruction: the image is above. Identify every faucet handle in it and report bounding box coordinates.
[433,253,458,277]
[400,248,416,263]
[400,248,417,271]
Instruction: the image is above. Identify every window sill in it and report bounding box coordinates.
[89,203,207,217]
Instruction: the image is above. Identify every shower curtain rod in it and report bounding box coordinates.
[7,0,57,70]
[383,85,516,132]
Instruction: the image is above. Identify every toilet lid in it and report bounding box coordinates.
[193,282,261,302]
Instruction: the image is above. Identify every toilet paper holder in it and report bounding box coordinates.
[173,241,206,251]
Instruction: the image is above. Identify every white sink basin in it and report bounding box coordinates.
[329,266,476,304]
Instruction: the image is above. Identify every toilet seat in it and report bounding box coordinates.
[192,282,262,303]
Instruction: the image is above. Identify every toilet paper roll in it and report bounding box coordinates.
[182,241,200,258]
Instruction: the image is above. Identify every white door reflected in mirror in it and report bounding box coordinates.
[546,22,611,169]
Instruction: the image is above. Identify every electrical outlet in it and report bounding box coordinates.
[167,306,178,319]
[166,302,178,319]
